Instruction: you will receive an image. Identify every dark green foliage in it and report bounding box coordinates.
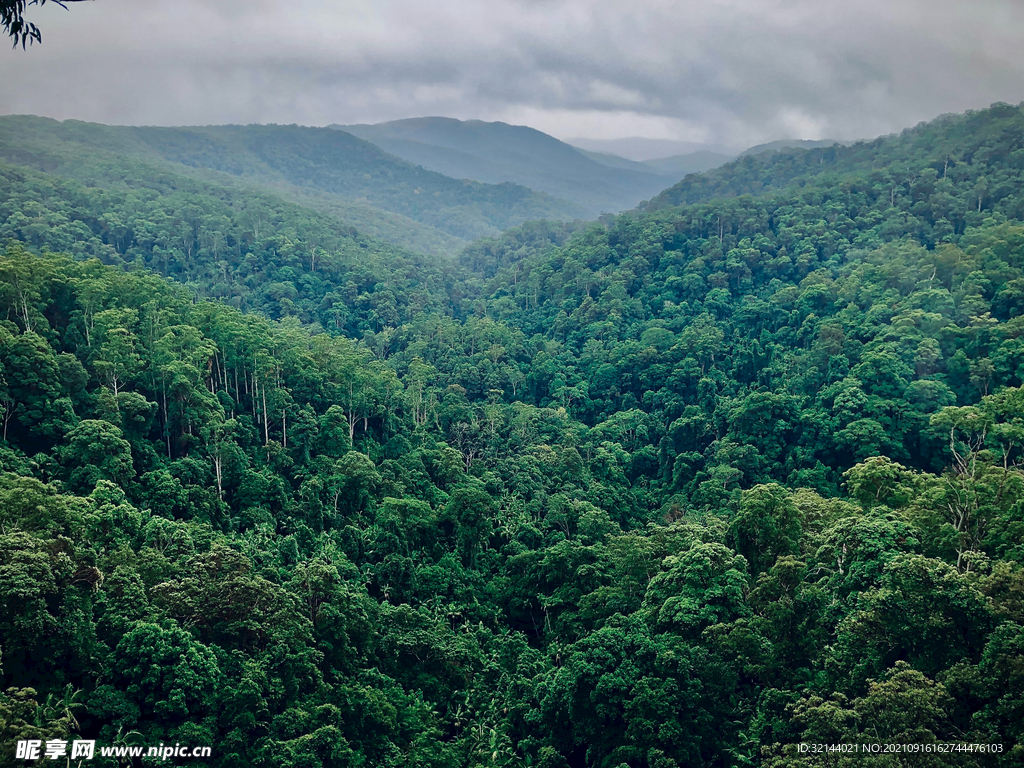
[1,0,87,48]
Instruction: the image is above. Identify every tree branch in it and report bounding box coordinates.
[2,0,90,48]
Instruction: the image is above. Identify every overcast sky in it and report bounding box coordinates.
[1,0,1022,149]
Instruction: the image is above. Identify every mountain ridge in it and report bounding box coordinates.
[0,115,582,254]
[333,117,678,216]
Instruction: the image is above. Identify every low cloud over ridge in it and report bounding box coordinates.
[2,0,1022,145]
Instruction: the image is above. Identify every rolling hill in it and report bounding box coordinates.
[0,116,583,254]
[644,104,1024,212]
[335,117,676,217]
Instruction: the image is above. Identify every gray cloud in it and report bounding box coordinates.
[1,0,1022,147]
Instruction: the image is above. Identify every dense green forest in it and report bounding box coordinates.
[0,158,470,337]
[0,103,1023,768]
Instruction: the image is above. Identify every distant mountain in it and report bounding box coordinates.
[566,136,729,162]
[0,116,582,254]
[573,148,663,173]
[739,138,842,156]
[567,148,736,187]
[334,117,676,217]
[571,140,853,180]
[642,150,736,177]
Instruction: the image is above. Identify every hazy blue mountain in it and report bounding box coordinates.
[336,117,677,216]
[569,147,735,185]
[566,136,729,161]
[642,150,736,176]
[0,116,582,253]
[573,147,665,173]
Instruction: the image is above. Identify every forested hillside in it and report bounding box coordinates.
[337,117,674,216]
[1,103,1023,768]
[0,159,469,337]
[645,103,1024,215]
[737,139,841,158]
[0,116,582,254]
